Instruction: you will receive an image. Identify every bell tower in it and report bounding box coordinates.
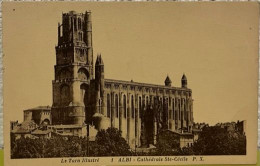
[51,11,94,125]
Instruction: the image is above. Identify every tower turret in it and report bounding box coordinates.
[181,74,187,88]
[95,54,105,116]
[95,53,104,93]
[52,10,95,125]
[164,75,172,87]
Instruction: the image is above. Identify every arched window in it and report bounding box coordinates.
[146,96,148,107]
[123,95,127,118]
[115,94,119,118]
[78,68,89,80]
[107,94,111,118]
[131,96,134,118]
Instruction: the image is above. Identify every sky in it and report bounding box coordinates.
[2,2,258,126]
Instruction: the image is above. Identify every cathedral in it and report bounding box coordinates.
[50,10,194,149]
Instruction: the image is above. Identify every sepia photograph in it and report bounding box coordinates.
[2,2,258,165]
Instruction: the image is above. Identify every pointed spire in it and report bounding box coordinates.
[95,54,100,65]
[181,73,187,88]
[95,53,104,66]
[165,75,172,87]
[99,54,104,65]
[182,73,187,80]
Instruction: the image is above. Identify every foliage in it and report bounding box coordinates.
[154,126,246,156]
[10,126,246,158]
[155,130,180,155]
[94,127,132,156]
[192,126,246,155]
[11,127,131,158]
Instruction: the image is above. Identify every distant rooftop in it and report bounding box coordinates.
[49,124,85,129]
[31,129,52,135]
[24,106,51,111]
[11,120,38,134]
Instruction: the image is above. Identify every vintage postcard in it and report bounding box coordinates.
[2,2,259,165]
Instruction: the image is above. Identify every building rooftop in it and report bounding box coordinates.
[31,129,52,135]
[11,120,38,134]
[11,127,30,134]
[24,106,51,112]
[105,78,191,91]
[49,124,85,129]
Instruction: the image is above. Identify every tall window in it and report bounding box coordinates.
[131,96,134,118]
[107,94,110,118]
[179,99,181,120]
[78,18,81,30]
[184,103,186,121]
[71,17,73,29]
[169,107,172,120]
[78,32,82,41]
[115,94,119,118]
[139,97,142,118]
[172,99,175,120]
[74,18,77,30]
[123,95,127,118]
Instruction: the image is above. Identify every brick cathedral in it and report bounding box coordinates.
[21,10,195,149]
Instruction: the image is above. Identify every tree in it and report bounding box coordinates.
[94,127,132,156]
[155,130,180,155]
[192,126,246,155]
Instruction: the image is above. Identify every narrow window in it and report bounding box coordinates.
[173,99,175,120]
[107,94,110,118]
[78,18,81,30]
[115,94,119,118]
[178,99,181,120]
[124,95,127,118]
[139,96,142,118]
[131,96,134,118]
[74,18,77,30]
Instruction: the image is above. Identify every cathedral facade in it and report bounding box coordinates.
[51,11,194,148]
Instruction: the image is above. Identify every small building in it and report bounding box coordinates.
[31,129,52,139]
[11,120,38,140]
[157,130,194,149]
[23,106,51,125]
[192,128,201,142]
[179,132,194,148]
[48,124,97,141]
[10,121,19,130]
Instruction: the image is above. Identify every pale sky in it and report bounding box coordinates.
[2,2,258,126]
